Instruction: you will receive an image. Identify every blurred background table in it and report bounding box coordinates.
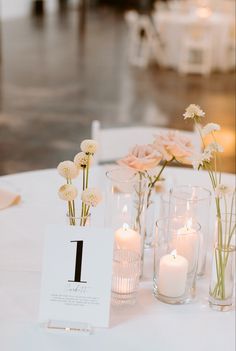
[153,10,235,71]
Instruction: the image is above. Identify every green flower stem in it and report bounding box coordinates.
[212,133,222,184]
[150,160,170,188]
[193,115,234,301]
[82,205,91,226]
[68,201,73,225]
[194,121,205,148]
[68,201,76,226]
[135,172,145,233]
[81,167,87,222]
[85,155,90,188]
[82,168,86,191]
[146,159,171,209]
[66,177,76,225]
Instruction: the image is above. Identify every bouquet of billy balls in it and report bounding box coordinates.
[57,139,102,226]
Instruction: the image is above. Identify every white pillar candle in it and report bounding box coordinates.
[158,250,188,298]
[173,219,198,272]
[115,223,141,254]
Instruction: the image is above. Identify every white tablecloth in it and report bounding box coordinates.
[153,11,234,70]
[0,167,235,351]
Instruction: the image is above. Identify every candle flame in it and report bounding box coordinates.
[186,218,192,230]
[122,205,128,215]
[123,223,129,231]
[171,249,177,258]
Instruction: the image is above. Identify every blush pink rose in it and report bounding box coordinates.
[153,131,194,164]
[118,144,162,171]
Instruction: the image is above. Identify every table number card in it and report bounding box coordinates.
[39,225,114,328]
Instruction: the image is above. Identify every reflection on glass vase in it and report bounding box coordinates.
[144,179,166,248]
[145,189,156,248]
[105,168,147,276]
[209,214,236,311]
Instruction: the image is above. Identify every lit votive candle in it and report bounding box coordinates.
[115,223,141,254]
[112,277,135,294]
[158,250,188,298]
[112,250,140,304]
[173,219,198,272]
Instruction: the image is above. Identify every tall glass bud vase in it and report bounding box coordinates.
[144,179,166,248]
[105,168,147,276]
[209,214,236,311]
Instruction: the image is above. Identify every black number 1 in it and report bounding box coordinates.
[68,240,87,283]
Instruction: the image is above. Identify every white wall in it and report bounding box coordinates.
[0,0,59,20]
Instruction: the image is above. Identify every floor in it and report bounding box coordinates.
[0,6,235,175]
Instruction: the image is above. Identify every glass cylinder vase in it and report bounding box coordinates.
[159,185,211,276]
[105,167,147,275]
[209,214,236,311]
[153,216,201,304]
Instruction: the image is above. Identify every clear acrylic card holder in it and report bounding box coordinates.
[44,320,93,334]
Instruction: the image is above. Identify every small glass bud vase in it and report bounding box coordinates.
[153,216,201,304]
[209,214,236,311]
[66,213,91,227]
[145,179,166,248]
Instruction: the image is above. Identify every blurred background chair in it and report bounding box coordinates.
[125,10,164,67]
[91,120,201,165]
[178,21,212,75]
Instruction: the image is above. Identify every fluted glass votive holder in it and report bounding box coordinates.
[111,250,140,306]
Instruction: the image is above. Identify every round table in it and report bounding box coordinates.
[153,11,234,71]
[0,167,235,351]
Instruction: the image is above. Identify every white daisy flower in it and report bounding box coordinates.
[205,142,224,154]
[183,104,205,120]
[191,150,212,170]
[191,153,204,170]
[215,184,235,199]
[201,123,220,137]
